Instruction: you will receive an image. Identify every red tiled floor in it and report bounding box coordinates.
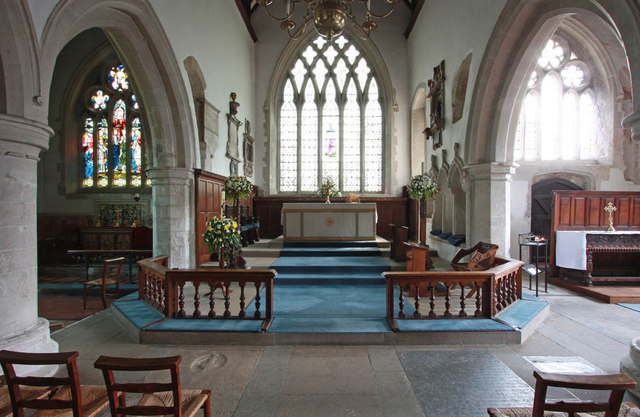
[38,296,113,320]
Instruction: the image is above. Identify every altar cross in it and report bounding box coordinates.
[604,202,617,232]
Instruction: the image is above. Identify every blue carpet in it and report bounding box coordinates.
[149,318,263,332]
[271,242,390,285]
[396,319,513,332]
[618,303,640,313]
[112,299,165,329]
[496,299,548,328]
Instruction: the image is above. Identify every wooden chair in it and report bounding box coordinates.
[83,256,125,309]
[0,350,110,417]
[94,355,211,417]
[451,241,498,271]
[487,370,638,417]
[1,375,58,417]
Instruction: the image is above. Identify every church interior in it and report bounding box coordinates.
[3,0,640,416]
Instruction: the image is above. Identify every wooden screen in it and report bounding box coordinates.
[194,170,255,267]
[550,190,640,266]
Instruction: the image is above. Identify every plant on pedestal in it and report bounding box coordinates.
[223,175,253,217]
[406,173,440,243]
[203,216,241,268]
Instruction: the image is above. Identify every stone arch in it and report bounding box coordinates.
[264,21,395,194]
[39,0,196,169]
[465,0,640,165]
[410,84,427,176]
[0,0,42,120]
[434,154,451,234]
[184,56,210,170]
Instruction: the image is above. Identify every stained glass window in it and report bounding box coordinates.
[278,35,384,193]
[81,64,147,188]
[514,37,599,161]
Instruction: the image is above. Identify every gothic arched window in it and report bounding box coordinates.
[278,35,384,193]
[81,64,147,188]
[514,38,599,161]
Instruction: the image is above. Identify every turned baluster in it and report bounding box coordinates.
[397,283,406,318]
[444,283,452,318]
[151,276,159,308]
[177,282,185,318]
[223,281,231,318]
[459,282,467,317]
[143,271,150,301]
[158,281,165,312]
[239,282,246,318]
[511,273,518,302]
[495,281,503,311]
[254,282,262,318]
[474,282,482,317]
[501,279,509,308]
[413,283,421,318]
[208,282,216,318]
[429,283,436,317]
[193,282,201,318]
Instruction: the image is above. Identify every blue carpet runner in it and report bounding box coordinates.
[271,241,390,285]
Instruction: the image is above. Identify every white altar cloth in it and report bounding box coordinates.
[555,230,640,270]
[281,202,376,241]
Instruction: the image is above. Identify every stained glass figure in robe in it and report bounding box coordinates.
[82,118,94,185]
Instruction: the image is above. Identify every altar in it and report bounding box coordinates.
[556,230,640,285]
[281,202,376,241]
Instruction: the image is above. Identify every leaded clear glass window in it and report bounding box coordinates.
[278,35,384,193]
[514,38,598,161]
[81,64,148,188]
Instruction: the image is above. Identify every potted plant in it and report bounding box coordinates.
[317,176,340,203]
[203,216,241,268]
[406,174,440,243]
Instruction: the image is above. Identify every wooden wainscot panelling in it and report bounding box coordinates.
[571,197,586,227]
[194,169,226,267]
[617,198,631,226]
[586,197,602,226]
[633,197,640,224]
[254,196,409,241]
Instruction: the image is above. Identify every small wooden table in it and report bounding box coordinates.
[67,249,153,283]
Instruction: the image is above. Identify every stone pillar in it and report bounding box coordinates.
[147,168,195,269]
[464,163,516,257]
[620,338,640,399]
[622,111,640,141]
[0,114,58,374]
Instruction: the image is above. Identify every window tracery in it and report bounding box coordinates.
[81,64,148,189]
[514,38,599,161]
[278,35,384,193]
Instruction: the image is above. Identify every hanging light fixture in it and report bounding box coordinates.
[255,0,400,41]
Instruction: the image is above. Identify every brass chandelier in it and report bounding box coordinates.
[255,0,401,40]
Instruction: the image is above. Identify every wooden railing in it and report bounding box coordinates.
[137,256,275,331]
[383,258,523,331]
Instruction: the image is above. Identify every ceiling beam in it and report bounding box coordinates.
[235,0,258,42]
[404,0,425,39]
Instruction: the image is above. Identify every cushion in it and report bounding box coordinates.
[430,229,441,236]
[447,234,466,246]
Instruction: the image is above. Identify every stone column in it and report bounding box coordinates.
[146,168,195,269]
[622,111,640,141]
[0,114,58,374]
[464,163,516,257]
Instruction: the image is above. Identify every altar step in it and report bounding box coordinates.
[549,277,640,303]
[270,240,392,285]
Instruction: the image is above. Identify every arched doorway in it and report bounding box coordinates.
[531,177,582,238]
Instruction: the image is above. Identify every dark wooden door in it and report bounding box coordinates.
[531,178,582,238]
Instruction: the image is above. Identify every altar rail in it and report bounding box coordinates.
[383,258,522,331]
[137,256,275,331]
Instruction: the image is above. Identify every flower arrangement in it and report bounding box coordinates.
[223,176,253,202]
[406,174,439,201]
[203,216,241,267]
[317,176,341,199]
